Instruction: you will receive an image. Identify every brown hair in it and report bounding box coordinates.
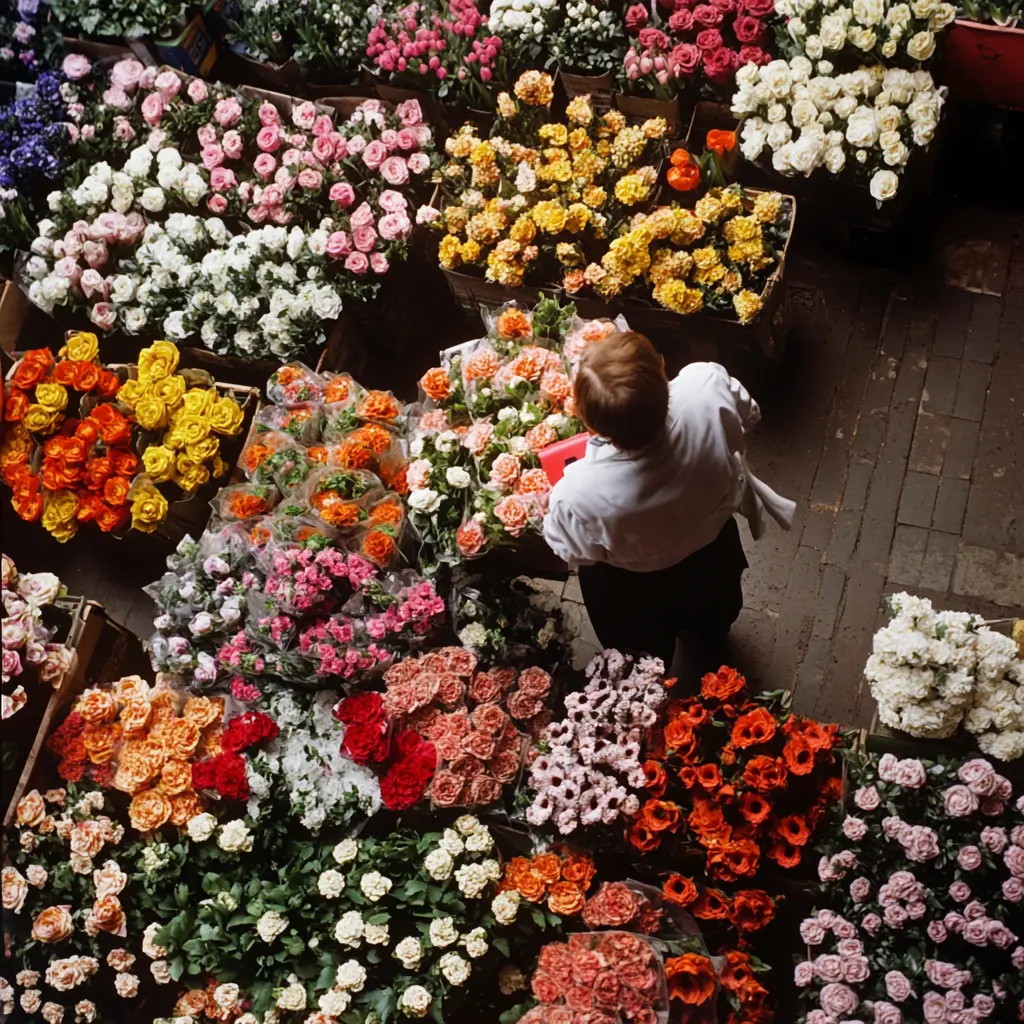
[574,331,669,451]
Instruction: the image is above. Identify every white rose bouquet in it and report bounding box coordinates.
[865,592,1024,760]
[732,58,945,202]
[549,0,628,77]
[489,0,561,66]
[775,0,957,64]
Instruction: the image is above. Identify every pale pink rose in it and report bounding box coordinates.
[981,797,1006,817]
[370,253,389,274]
[1012,826,1024,847]
[407,459,432,490]
[207,194,228,214]
[89,302,116,330]
[344,252,369,274]
[819,983,859,1018]
[408,152,430,174]
[258,102,280,126]
[350,202,375,228]
[883,904,907,929]
[850,878,871,902]
[213,97,242,127]
[794,962,813,987]
[980,827,1007,853]
[807,1014,829,1024]
[201,144,225,169]
[894,758,926,788]
[813,955,843,983]
[878,754,898,782]
[854,786,881,811]
[396,128,418,151]
[113,117,135,142]
[347,134,367,155]
[253,154,276,180]
[945,991,965,1012]
[54,255,80,280]
[82,240,108,269]
[140,67,157,89]
[378,189,408,213]
[837,939,863,958]
[958,758,995,791]
[62,53,92,80]
[944,911,965,933]
[800,919,827,945]
[965,900,986,921]
[146,127,166,150]
[209,167,237,192]
[907,901,927,919]
[270,207,292,225]
[221,129,243,160]
[378,128,398,151]
[248,206,269,224]
[903,826,940,862]
[325,231,352,258]
[861,914,882,935]
[962,919,988,946]
[282,147,303,167]
[381,156,409,184]
[463,422,494,455]
[833,918,856,940]
[329,131,348,159]
[262,184,284,208]
[1012,950,1024,971]
[122,212,146,243]
[842,956,870,984]
[237,181,254,203]
[110,58,143,92]
[958,846,983,871]
[187,79,208,103]
[81,124,95,140]
[273,166,293,185]
[154,70,181,98]
[329,182,356,208]
[312,136,334,164]
[1006,846,1024,877]
[362,140,388,170]
[412,125,431,145]
[986,921,1016,948]
[395,98,423,125]
[927,921,948,943]
[257,125,281,152]
[885,971,913,1002]
[378,212,411,241]
[80,268,105,296]
[292,100,318,130]
[949,881,972,903]
[196,124,217,147]
[922,993,946,1023]
[352,226,377,253]
[1002,877,1024,901]
[944,785,979,817]
[140,93,164,127]
[874,1002,902,1024]
[843,816,868,842]
[102,87,131,110]
[296,168,323,190]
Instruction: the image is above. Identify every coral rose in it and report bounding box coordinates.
[76,689,117,724]
[548,881,585,916]
[32,906,74,943]
[86,894,126,935]
[162,718,201,760]
[129,789,172,832]
[16,790,46,827]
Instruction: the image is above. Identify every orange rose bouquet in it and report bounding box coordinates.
[630,667,844,881]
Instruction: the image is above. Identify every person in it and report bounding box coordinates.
[542,330,795,669]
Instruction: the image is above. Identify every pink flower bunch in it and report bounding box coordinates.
[383,645,479,716]
[622,0,775,97]
[297,616,392,678]
[40,212,147,302]
[366,0,504,94]
[261,545,376,614]
[363,579,446,640]
[524,932,665,1024]
[525,650,668,834]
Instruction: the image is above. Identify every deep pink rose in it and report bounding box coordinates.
[742,0,775,14]
[207,194,228,214]
[362,140,388,170]
[693,4,725,26]
[669,8,694,30]
[210,167,237,192]
[312,114,334,137]
[625,3,649,32]
[253,153,277,180]
[312,136,334,164]
[344,252,369,274]
[380,156,409,185]
[201,144,225,169]
[329,182,356,208]
[669,42,701,75]
[739,44,772,65]
[350,202,375,228]
[695,28,723,50]
[352,226,377,252]
[257,126,281,153]
[258,102,280,126]
[884,904,908,929]
[370,253,389,274]
[733,14,765,42]
[395,128,418,151]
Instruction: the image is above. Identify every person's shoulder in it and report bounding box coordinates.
[670,362,731,407]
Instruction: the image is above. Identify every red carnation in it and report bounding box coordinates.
[342,721,391,765]
[213,752,249,801]
[222,711,280,753]
[380,747,436,810]
[191,758,217,791]
[334,691,386,727]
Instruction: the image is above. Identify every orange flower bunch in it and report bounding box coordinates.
[495,307,532,339]
[662,874,776,935]
[630,667,842,881]
[355,389,402,425]
[664,947,771,1023]
[220,484,277,522]
[419,367,454,402]
[360,495,406,565]
[500,850,596,915]
[62,677,223,832]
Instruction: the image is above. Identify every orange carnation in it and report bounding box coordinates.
[419,367,453,401]
[774,814,811,846]
[767,839,802,869]
[560,853,596,891]
[129,789,172,832]
[168,791,204,827]
[362,530,397,564]
[662,874,698,907]
[157,759,193,796]
[4,388,29,422]
[665,953,716,1005]
[721,949,755,992]
[738,791,772,826]
[356,390,400,423]
[627,821,660,854]
[532,852,562,885]
[183,696,222,730]
[82,723,121,764]
[547,880,585,916]
[642,759,667,797]
[119,699,152,736]
[77,689,118,725]
[515,869,546,903]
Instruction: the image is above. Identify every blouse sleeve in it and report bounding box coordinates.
[708,361,761,430]
[542,493,607,567]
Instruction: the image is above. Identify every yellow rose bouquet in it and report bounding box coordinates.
[572,186,793,325]
[117,341,245,502]
[433,73,668,289]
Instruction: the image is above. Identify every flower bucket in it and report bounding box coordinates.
[441,268,560,318]
[685,99,740,177]
[60,35,134,61]
[941,20,1024,111]
[613,90,683,130]
[375,81,445,131]
[559,68,615,112]
[234,52,304,91]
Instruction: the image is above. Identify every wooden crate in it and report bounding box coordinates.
[441,268,561,318]
[614,90,684,131]
[559,69,614,113]
[2,601,107,827]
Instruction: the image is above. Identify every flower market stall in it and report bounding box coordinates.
[3,10,1024,1024]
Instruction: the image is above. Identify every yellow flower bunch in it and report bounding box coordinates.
[566,96,594,126]
[514,70,554,107]
[120,341,242,497]
[41,489,79,544]
[614,167,658,207]
[130,477,170,534]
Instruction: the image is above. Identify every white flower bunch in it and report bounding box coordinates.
[489,0,559,53]
[525,650,667,833]
[246,690,381,832]
[550,0,626,76]
[866,593,1024,759]
[777,0,957,64]
[732,59,945,202]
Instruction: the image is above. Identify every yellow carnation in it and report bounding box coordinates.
[151,375,187,409]
[117,378,144,408]
[753,191,784,224]
[653,281,704,315]
[182,389,215,418]
[539,123,568,147]
[565,96,594,126]
[733,289,764,324]
[185,436,220,463]
[460,239,484,264]
[23,405,59,434]
[513,70,554,107]
[439,235,462,270]
[35,382,68,413]
[135,396,168,431]
[694,195,725,225]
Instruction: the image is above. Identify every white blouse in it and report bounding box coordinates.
[542,362,796,571]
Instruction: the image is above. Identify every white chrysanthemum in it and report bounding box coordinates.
[336,960,367,993]
[276,979,306,1010]
[439,952,471,986]
[186,813,217,842]
[217,820,253,853]
[428,916,458,947]
[318,869,346,898]
[359,871,392,901]
[399,985,432,1018]
[439,829,465,857]
[364,922,390,946]
[319,989,352,1015]
[334,910,364,947]
[424,848,454,880]
[394,936,423,970]
[461,927,488,958]
[491,890,520,925]
[256,911,288,944]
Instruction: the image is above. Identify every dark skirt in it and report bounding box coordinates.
[577,516,748,667]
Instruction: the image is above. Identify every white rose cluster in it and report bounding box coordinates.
[866,592,1024,760]
[732,60,945,202]
[774,0,956,63]
[550,1,626,77]
[489,0,559,48]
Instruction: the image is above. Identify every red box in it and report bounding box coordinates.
[942,20,1024,112]
[539,433,592,486]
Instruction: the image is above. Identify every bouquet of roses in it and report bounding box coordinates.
[524,649,669,837]
[632,666,843,879]
[550,1,628,78]
[797,751,1024,1024]
[1,555,69,722]
[732,59,945,202]
[865,592,1024,760]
